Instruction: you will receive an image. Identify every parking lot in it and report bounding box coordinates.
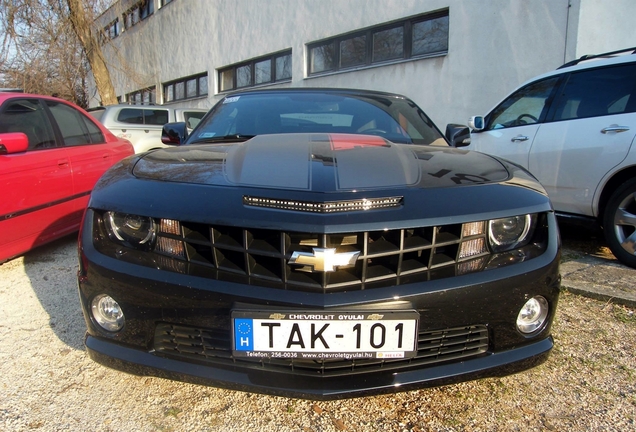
[0,226,634,432]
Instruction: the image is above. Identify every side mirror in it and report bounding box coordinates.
[445,124,471,148]
[161,122,188,145]
[0,132,29,155]
[468,116,485,131]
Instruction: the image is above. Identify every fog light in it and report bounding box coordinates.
[517,296,549,334]
[91,294,125,332]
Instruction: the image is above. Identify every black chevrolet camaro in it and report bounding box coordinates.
[78,88,560,400]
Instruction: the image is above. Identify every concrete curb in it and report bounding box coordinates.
[560,256,636,308]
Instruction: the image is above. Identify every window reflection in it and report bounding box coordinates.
[237,65,252,88]
[311,43,335,73]
[340,35,366,68]
[276,54,292,80]
[186,79,197,98]
[412,16,449,56]
[255,60,271,84]
[373,27,404,62]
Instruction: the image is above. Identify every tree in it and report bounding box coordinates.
[66,0,117,105]
[0,0,116,107]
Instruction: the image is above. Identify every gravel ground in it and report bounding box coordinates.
[0,232,634,432]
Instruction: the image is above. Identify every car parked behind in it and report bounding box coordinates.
[88,104,207,153]
[78,88,560,400]
[465,47,636,267]
[0,92,134,263]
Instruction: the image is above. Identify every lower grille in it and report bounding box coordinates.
[153,322,490,376]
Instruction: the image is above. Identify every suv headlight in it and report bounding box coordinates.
[488,214,536,253]
[105,211,156,249]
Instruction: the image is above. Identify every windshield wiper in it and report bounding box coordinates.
[189,134,255,144]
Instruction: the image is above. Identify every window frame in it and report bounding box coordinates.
[125,86,157,106]
[115,107,170,126]
[100,18,120,44]
[163,73,209,103]
[307,9,449,76]
[0,98,59,151]
[123,0,154,30]
[45,100,105,147]
[217,50,292,93]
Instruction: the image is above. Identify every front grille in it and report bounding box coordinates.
[154,322,490,376]
[152,220,493,291]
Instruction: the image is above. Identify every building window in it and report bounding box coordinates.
[100,18,120,44]
[163,73,208,102]
[310,43,335,74]
[236,65,252,88]
[275,54,292,81]
[340,35,366,68]
[126,87,156,105]
[412,16,449,56]
[160,0,174,7]
[123,0,154,30]
[307,10,448,76]
[218,50,292,92]
[372,26,404,62]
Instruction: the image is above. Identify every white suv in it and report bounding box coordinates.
[465,47,636,267]
[88,105,207,153]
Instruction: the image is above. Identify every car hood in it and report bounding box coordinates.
[132,133,509,192]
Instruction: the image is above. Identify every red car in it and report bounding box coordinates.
[0,93,134,263]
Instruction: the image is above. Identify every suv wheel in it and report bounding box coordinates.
[603,178,636,268]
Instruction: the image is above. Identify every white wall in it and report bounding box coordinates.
[93,0,635,129]
[574,0,635,57]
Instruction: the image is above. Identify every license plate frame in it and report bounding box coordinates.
[231,310,419,360]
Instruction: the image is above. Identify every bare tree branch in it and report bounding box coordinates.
[0,0,116,107]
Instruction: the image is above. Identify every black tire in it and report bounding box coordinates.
[602,178,636,268]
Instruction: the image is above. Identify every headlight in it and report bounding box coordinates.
[488,214,536,253]
[105,211,156,249]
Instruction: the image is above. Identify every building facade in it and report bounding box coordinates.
[92,0,635,128]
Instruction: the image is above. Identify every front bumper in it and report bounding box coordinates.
[78,210,561,400]
[85,333,553,400]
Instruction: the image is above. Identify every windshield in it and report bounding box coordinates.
[186,92,446,145]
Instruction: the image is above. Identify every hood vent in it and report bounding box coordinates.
[243,196,403,213]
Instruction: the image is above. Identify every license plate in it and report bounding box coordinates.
[231,310,419,360]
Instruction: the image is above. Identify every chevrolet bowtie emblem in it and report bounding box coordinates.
[289,248,360,273]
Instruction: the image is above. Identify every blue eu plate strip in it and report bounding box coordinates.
[234,319,254,351]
